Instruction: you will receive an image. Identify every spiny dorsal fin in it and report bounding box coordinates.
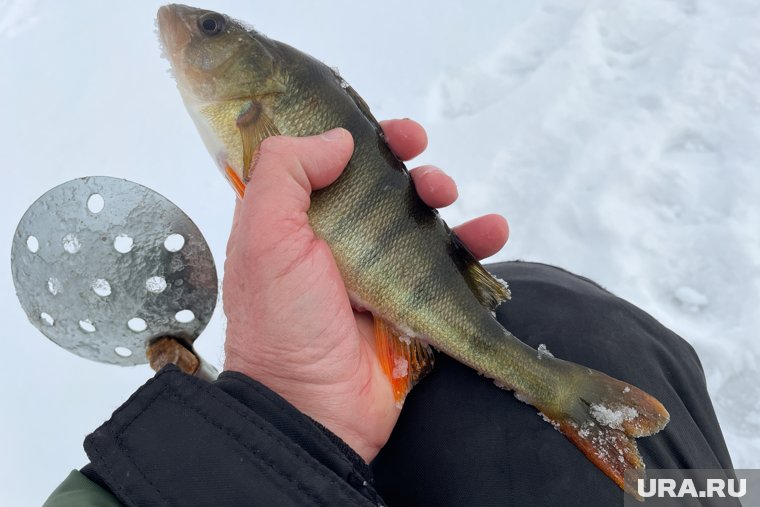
[450,232,511,310]
[237,100,280,182]
[374,317,435,406]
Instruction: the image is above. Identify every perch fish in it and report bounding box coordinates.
[157,4,669,497]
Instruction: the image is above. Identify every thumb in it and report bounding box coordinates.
[241,128,354,220]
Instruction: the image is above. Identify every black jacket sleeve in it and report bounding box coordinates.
[80,365,384,507]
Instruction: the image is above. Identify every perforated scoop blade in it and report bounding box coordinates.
[11,176,218,366]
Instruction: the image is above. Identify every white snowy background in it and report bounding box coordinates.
[1,0,758,504]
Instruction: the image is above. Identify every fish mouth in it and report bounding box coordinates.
[156,4,193,62]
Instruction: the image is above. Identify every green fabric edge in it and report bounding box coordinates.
[43,470,122,507]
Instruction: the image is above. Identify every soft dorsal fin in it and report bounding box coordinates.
[236,100,281,182]
[449,232,511,310]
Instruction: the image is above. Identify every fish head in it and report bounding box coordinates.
[157,4,283,102]
[157,4,286,195]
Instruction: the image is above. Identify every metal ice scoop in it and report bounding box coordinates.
[11,176,219,380]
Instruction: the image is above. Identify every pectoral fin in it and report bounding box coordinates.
[237,101,280,183]
[374,317,435,406]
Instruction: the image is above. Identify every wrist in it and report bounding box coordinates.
[225,345,398,462]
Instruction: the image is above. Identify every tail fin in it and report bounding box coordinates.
[536,369,669,501]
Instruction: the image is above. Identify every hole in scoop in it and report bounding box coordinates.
[114,346,133,358]
[79,319,96,333]
[92,278,111,297]
[40,312,54,326]
[127,317,147,332]
[87,193,105,213]
[175,309,195,323]
[164,233,185,252]
[114,235,134,253]
[146,276,167,293]
[26,236,39,253]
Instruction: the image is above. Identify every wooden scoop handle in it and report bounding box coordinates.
[146,337,219,381]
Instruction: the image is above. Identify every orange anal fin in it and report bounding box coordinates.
[225,164,246,199]
[374,318,434,406]
[556,418,645,501]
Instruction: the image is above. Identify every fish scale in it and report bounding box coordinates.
[157,4,670,498]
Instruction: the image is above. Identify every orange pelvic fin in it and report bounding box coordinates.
[225,164,246,199]
[374,317,435,405]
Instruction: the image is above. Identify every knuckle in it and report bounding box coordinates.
[258,136,280,152]
[256,136,304,175]
[258,136,291,159]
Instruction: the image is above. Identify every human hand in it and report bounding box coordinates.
[223,119,508,462]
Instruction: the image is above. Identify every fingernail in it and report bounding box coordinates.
[321,128,347,141]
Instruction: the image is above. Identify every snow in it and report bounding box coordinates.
[590,403,639,430]
[145,275,168,294]
[1,0,758,504]
[539,411,561,430]
[47,277,61,296]
[537,343,554,359]
[397,334,412,345]
[61,233,81,254]
[392,357,409,379]
[494,275,512,296]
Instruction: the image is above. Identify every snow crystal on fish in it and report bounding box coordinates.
[493,276,512,299]
[537,343,554,360]
[330,66,350,89]
[538,412,560,430]
[514,392,530,404]
[392,357,408,379]
[589,403,638,430]
[578,422,595,438]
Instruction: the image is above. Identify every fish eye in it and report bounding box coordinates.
[198,13,225,36]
